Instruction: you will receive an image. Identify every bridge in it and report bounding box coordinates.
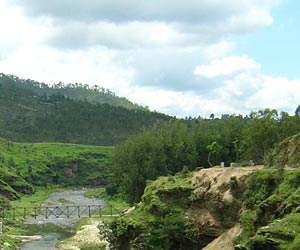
[0,204,122,220]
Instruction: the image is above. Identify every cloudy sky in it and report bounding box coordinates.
[0,0,299,117]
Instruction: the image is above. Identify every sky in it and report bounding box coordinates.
[0,0,299,118]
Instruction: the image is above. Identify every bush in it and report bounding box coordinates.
[244,170,280,209]
[228,176,238,189]
[79,243,106,250]
[106,183,118,196]
[291,235,300,250]
[247,235,279,250]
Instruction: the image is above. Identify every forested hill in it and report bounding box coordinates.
[0,73,171,145]
[0,73,146,110]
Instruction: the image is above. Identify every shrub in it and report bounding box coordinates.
[247,235,279,250]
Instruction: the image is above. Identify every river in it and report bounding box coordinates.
[19,189,106,250]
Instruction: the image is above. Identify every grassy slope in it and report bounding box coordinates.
[0,138,113,202]
[109,171,198,250]
[237,168,300,250]
[269,133,300,167]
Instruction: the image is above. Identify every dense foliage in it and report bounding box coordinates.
[112,109,300,203]
[237,168,300,250]
[0,73,170,145]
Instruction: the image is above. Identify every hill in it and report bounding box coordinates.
[0,73,171,145]
[0,138,114,206]
[0,73,146,110]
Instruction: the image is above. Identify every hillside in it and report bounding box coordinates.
[108,167,257,250]
[268,133,300,167]
[0,73,171,145]
[109,166,300,250]
[0,73,146,110]
[0,138,113,206]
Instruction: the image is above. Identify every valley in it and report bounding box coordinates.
[1,74,300,250]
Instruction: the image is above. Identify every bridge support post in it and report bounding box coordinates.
[77,206,80,218]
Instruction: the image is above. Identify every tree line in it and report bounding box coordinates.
[111,108,300,204]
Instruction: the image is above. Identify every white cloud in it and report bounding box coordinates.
[8,0,277,51]
[2,0,298,118]
[0,45,134,94]
[194,56,261,78]
[47,21,191,50]
[247,76,300,111]
[11,0,278,25]
[188,55,300,117]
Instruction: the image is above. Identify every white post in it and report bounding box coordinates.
[221,162,225,167]
[0,222,2,236]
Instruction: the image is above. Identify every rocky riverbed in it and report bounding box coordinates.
[19,189,106,250]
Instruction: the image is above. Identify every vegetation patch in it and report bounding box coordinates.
[107,171,199,250]
[0,139,113,201]
[236,168,300,249]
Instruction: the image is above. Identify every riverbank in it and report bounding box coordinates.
[57,188,131,250]
[0,186,130,250]
[0,186,63,249]
[58,219,108,250]
[0,188,109,250]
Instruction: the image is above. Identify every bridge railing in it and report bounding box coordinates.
[0,204,123,220]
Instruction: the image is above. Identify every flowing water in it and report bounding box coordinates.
[19,189,105,250]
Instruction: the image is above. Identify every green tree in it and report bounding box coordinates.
[241,109,279,163]
[112,120,197,204]
[207,141,221,167]
[295,105,300,116]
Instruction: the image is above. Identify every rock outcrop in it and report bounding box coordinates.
[189,167,258,247]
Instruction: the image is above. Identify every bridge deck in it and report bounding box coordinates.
[0,204,122,219]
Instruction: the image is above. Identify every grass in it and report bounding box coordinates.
[0,186,73,249]
[10,186,61,208]
[246,213,300,250]
[0,140,113,174]
[236,168,300,249]
[0,140,113,177]
[106,171,199,250]
[0,138,114,203]
[0,139,114,249]
[84,188,130,219]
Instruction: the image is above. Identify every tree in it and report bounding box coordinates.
[295,105,300,116]
[112,120,197,204]
[207,141,221,167]
[241,109,279,163]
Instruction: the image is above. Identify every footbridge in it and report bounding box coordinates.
[0,204,122,220]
